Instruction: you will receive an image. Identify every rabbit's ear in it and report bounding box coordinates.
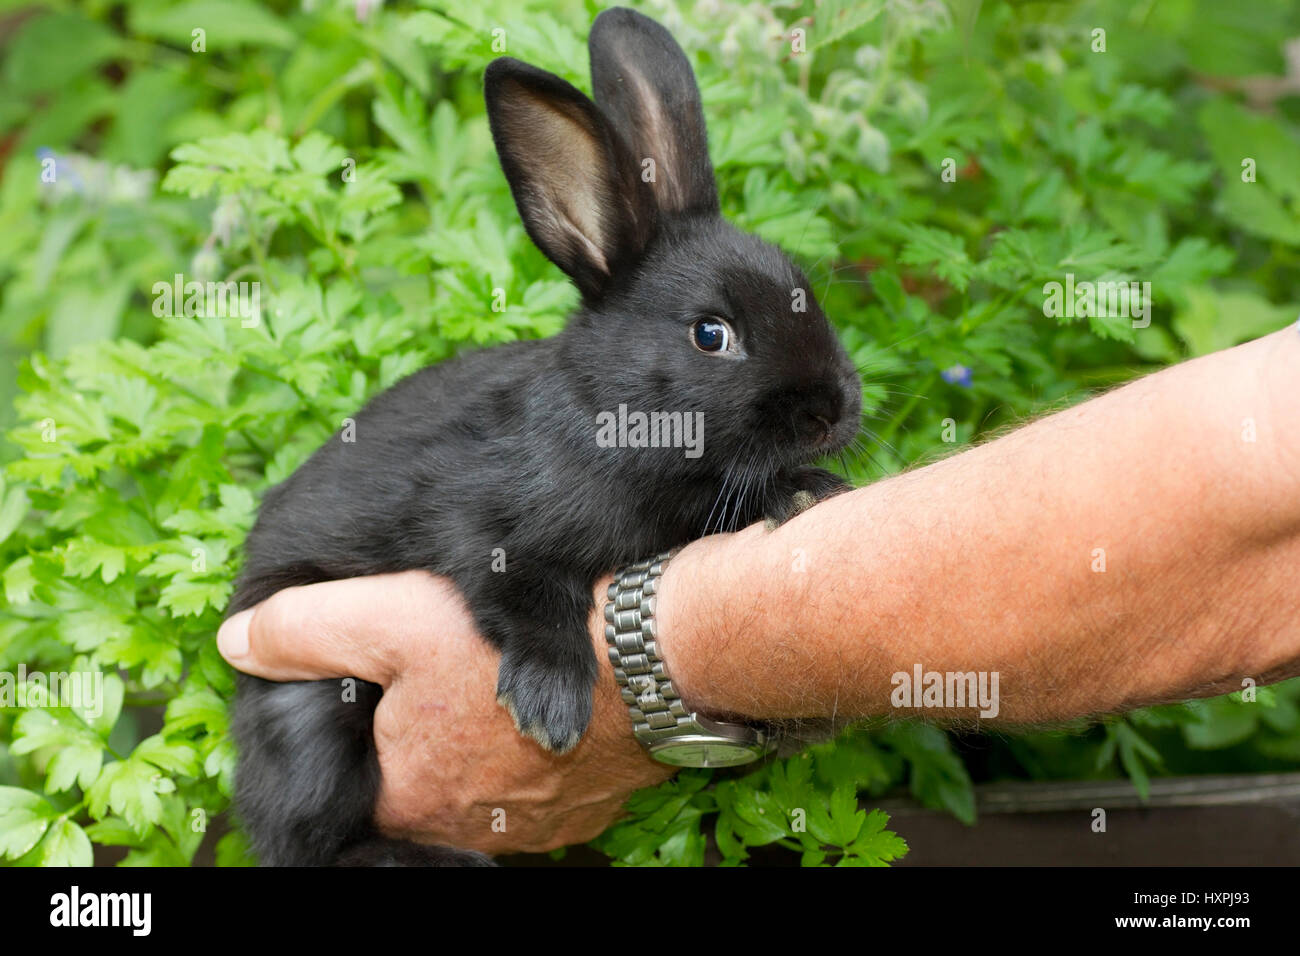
[589,7,719,217]
[485,57,652,299]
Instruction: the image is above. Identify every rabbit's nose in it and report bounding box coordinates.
[800,410,836,444]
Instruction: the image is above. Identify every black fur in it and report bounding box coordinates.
[229,7,862,867]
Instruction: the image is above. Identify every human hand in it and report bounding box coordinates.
[217,570,675,855]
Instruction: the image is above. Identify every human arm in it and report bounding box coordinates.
[657,325,1300,723]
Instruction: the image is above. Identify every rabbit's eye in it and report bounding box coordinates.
[692,318,731,353]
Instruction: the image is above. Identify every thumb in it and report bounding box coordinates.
[216,571,455,684]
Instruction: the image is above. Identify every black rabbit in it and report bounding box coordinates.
[228,6,862,866]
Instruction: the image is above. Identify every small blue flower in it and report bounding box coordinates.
[941,363,973,388]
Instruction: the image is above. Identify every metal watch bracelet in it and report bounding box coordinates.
[603,549,774,767]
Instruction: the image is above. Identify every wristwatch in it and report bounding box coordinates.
[604,550,774,767]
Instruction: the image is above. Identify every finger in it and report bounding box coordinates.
[217,571,460,684]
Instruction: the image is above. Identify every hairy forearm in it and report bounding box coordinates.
[652,327,1300,724]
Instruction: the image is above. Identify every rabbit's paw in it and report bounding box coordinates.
[496,647,594,754]
[764,467,852,529]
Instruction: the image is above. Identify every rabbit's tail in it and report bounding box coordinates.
[231,674,496,867]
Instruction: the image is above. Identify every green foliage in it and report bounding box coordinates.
[996,682,1300,802]
[2,0,1300,866]
[595,737,909,867]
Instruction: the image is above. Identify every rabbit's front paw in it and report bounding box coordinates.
[797,466,852,499]
[764,467,851,528]
[496,645,594,754]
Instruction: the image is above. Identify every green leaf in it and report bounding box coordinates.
[86,817,144,848]
[64,537,128,584]
[896,224,973,292]
[12,709,85,755]
[723,784,790,846]
[1172,288,1296,357]
[884,723,976,825]
[34,819,94,867]
[0,479,29,546]
[86,759,167,835]
[847,809,909,866]
[291,132,348,177]
[45,739,104,793]
[216,829,256,867]
[0,788,56,859]
[810,0,886,50]
[825,785,868,846]
[1103,721,1164,801]
[135,735,202,777]
[158,576,232,617]
[46,281,132,359]
[1181,698,1259,750]
[3,556,39,605]
[3,12,123,96]
[164,690,229,736]
[129,0,296,50]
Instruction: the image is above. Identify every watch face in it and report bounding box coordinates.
[650,738,764,768]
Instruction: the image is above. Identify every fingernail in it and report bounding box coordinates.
[218,610,253,659]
